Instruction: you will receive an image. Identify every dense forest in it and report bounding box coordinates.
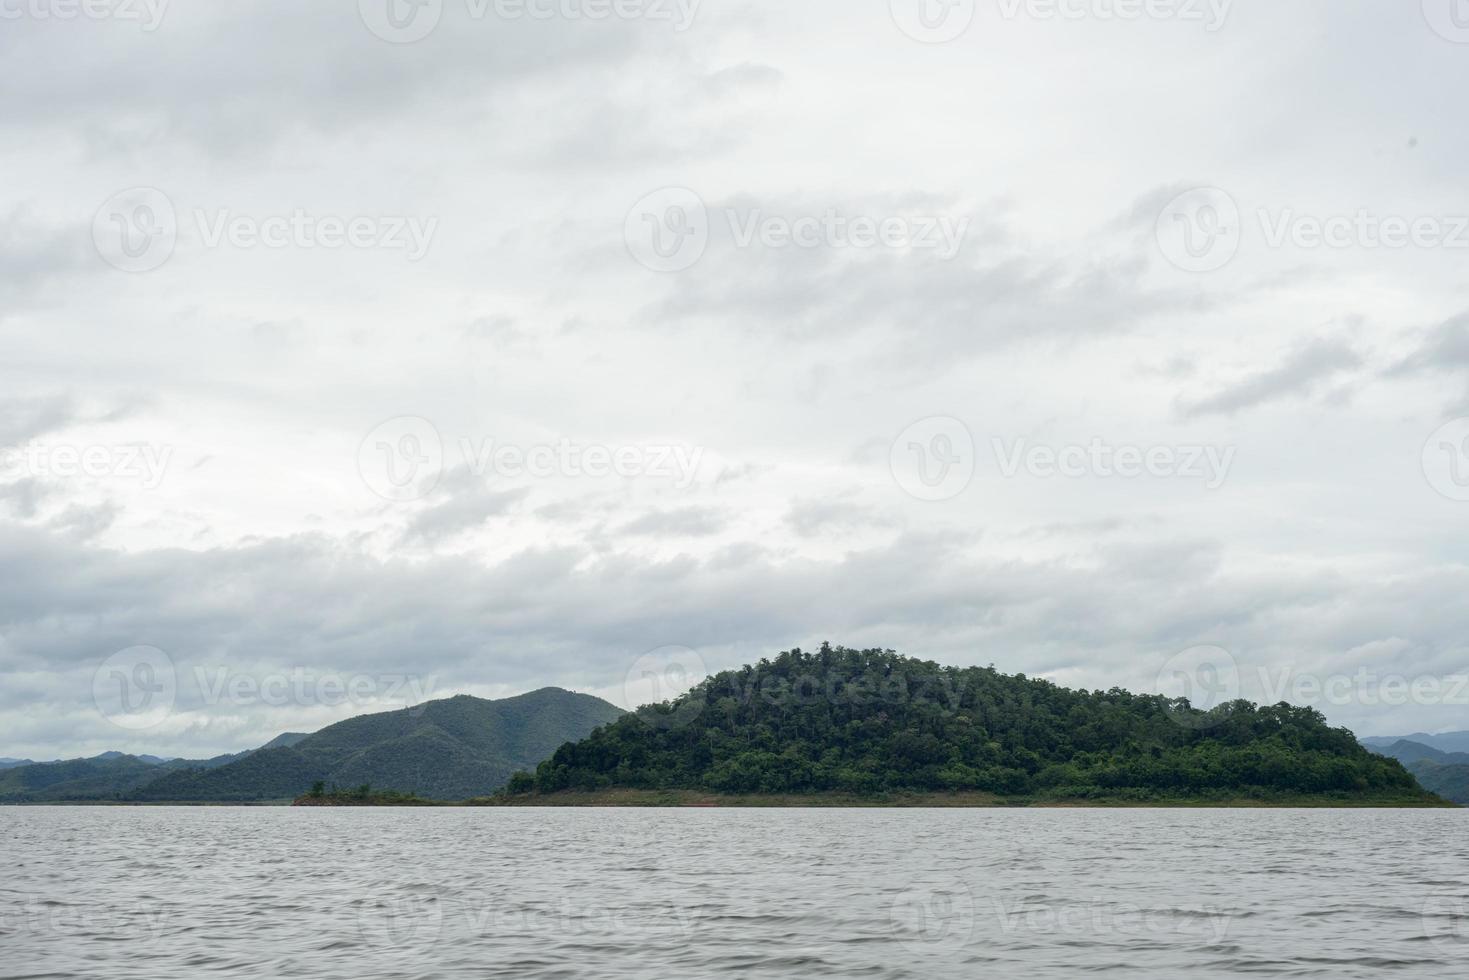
[510,645,1430,802]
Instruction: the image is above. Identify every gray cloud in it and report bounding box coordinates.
[1177,338,1366,418]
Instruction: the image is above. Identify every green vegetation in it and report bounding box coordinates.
[1365,739,1469,805]
[293,782,439,806]
[506,645,1440,805]
[473,788,1447,808]
[0,754,165,803]
[125,688,625,802]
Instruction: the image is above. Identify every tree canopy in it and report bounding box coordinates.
[515,645,1424,801]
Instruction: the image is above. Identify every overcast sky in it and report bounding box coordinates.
[4,0,1469,759]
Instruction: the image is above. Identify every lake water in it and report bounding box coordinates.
[4,807,1467,979]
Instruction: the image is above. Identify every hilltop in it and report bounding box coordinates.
[502,646,1441,806]
[126,688,624,802]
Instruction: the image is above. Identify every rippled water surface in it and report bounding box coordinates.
[4,807,1468,979]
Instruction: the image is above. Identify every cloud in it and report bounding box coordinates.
[618,506,730,538]
[1177,338,1366,418]
[1387,312,1469,410]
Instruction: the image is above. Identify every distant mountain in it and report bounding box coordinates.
[0,758,37,770]
[1364,739,1469,805]
[1361,731,1469,754]
[0,734,314,803]
[509,646,1437,804]
[0,754,164,802]
[126,689,624,802]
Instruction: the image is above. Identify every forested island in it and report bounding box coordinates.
[485,645,1446,807]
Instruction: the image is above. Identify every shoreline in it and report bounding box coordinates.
[283,788,1455,808]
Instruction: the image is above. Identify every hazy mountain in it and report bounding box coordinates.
[1360,732,1469,754]
[0,758,37,770]
[0,735,313,802]
[0,754,164,802]
[1363,739,1469,805]
[126,689,624,802]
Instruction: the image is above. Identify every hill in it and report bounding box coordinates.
[0,735,312,803]
[126,688,624,802]
[1364,739,1469,805]
[1361,731,1469,754]
[0,754,165,802]
[506,645,1438,805]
